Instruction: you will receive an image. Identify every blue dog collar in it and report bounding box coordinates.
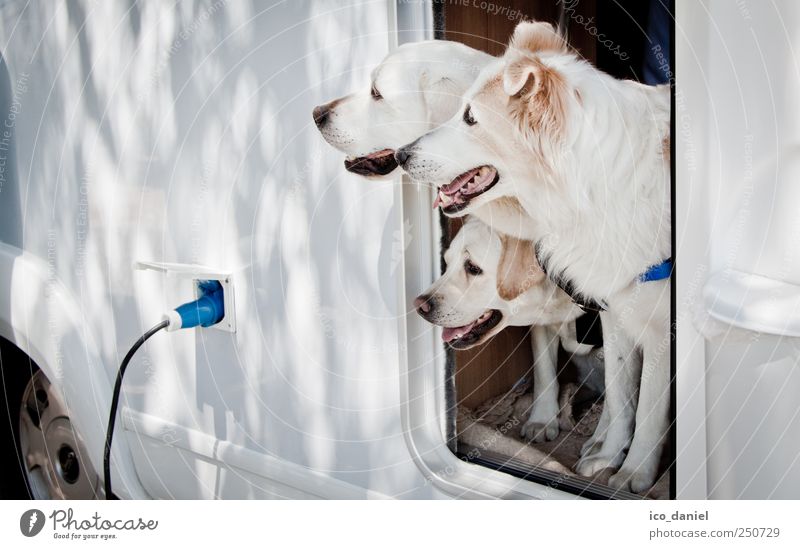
[639,258,673,282]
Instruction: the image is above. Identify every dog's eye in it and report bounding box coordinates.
[463,105,477,126]
[464,259,482,276]
[371,83,382,100]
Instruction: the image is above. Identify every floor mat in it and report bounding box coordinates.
[457,382,669,499]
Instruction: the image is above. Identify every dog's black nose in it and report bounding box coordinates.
[395,147,412,167]
[414,294,434,317]
[312,104,330,128]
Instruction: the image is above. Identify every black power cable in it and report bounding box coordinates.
[103,319,169,500]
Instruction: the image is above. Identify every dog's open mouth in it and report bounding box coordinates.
[433,165,499,213]
[442,309,503,349]
[344,149,398,176]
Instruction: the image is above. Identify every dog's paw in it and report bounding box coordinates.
[557,410,575,432]
[609,467,658,494]
[521,418,559,442]
[574,453,622,477]
[579,437,602,458]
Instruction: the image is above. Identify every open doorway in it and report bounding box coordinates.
[437,0,673,500]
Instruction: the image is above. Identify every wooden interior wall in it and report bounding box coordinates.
[443,0,597,409]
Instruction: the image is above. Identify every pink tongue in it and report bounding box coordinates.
[442,321,477,343]
[441,168,480,195]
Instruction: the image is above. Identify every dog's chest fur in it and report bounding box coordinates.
[524,85,671,302]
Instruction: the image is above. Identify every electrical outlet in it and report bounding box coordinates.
[135,260,236,333]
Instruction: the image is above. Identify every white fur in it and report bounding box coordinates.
[417,216,601,443]
[313,40,539,238]
[400,22,671,493]
[314,40,492,174]
[316,36,648,485]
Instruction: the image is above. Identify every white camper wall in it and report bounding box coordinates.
[675,0,711,500]
[0,0,448,499]
[679,0,800,499]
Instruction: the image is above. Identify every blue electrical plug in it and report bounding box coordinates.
[163,280,225,331]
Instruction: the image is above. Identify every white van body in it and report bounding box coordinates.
[678,0,800,499]
[4,0,797,501]
[0,0,581,500]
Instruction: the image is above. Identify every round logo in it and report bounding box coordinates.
[20,509,45,537]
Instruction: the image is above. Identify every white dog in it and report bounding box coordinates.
[396,22,670,493]
[313,40,610,444]
[414,215,605,442]
[312,39,535,239]
[313,40,492,178]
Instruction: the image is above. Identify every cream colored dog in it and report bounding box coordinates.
[312,38,622,460]
[312,39,533,239]
[313,40,492,178]
[414,216,603,442]
[397,22,670,493]
[313,41,595,442]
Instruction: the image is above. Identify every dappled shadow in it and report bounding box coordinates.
[0,0,433,498]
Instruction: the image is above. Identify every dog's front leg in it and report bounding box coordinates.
[609,317,670,493]
[521,324,561,442]
[575,311,639,476]
[580,393,609,458]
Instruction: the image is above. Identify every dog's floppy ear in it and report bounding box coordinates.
[510,21,567,56]
[503,57,541,97]
[503,20,570,130]
[504,20,568,96]
[496,234,545,301]
[503,53,571,153]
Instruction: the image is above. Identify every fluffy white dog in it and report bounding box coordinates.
[314,40,616,445]
[313,38,630,462]
[414,216,604,442]
[312,39,533,238]
[396,22,670,493]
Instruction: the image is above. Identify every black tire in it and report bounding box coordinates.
[1,337,100,499]
[0,337,36,499]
